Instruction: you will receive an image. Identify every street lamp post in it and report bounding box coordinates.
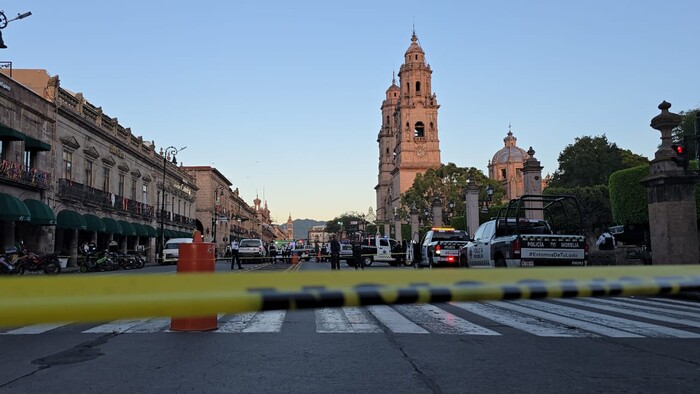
[159,146,185,263]
[481,185,495,213]
[212,185,225,256]
[0,10,32,49]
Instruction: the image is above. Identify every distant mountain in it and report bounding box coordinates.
[279,219,326,240]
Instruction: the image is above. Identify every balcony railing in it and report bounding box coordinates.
[57,178,157,220]
[0,160,51,189]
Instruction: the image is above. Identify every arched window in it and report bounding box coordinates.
[414,122,425,138]
[416,81,421,92]
[430,122,434,130]
[406,82,410,94]
[386,115,389,125]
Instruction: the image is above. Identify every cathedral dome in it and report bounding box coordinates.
[491,131,529,165]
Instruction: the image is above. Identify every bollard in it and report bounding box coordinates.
[170,231,218,331]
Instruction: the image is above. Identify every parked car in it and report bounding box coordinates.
[161,238,193,265]
[238,238,267,264]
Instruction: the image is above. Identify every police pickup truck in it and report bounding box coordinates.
[459,195,588,268]
[418,228,471,268]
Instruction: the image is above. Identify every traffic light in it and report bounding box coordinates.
[670,143,689,170]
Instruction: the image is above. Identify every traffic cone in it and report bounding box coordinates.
[170,231,218,331]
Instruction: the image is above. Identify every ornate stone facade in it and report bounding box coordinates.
[376,32,441,225]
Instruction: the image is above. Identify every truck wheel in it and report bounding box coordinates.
[362,256,373,267]
[495,256,507,268]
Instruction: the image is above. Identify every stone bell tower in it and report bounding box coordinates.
[376,31,441,226]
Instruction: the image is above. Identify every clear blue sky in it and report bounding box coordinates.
[5,1,699,223]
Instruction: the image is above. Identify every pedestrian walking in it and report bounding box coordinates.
[230,238,241,269]
[330,235,341,270]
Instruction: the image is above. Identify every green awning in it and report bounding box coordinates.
[131,223,147,236]
[56,209,87,230]
[0,193,31,222]
[164,229,174,238]
[83,214,106,232]
[0,124,25,141]
[24,136,51,152]
[23,199,55,225]
[144,224,158,237]
[118,220,136,236]
[102,218,122,234]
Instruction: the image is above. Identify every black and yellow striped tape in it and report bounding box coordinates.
[0,265,698,327]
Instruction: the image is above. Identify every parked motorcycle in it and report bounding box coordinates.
[0,253,19,275]
[13,247,61,275]
[80,250,119,272]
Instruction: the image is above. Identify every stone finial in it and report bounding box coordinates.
[650,100,683,160]
[527,146,536,157]
[651,100,683,131]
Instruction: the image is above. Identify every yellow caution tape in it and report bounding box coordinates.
[0,265,698,327]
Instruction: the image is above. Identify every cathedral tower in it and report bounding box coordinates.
[376,32,441,224]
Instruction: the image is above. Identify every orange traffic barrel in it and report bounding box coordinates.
[170,231,218,331]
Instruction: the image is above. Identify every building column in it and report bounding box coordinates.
[642,101,700,265]
[465,180,479,238]
[394,215,402,242]
[431,196,443,228]
[68,229,79,267]
[410,204,419,242]
[522,147,544,220]
[383,223,390,237]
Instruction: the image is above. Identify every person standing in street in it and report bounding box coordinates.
[330,235,341,270]
[230,238,241,270]
[352,241,364,270]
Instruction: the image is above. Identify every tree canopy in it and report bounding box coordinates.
[400,163,504,225]
[548,135,648,188]
[672,108,699,159]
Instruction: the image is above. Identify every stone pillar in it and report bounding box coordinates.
[394,215,402,242]
[465,180,479,238]
[68,229,79,267]
[410,204,419,242]
[383,223,390,238]
[431,196,443,228]
[642,101,700,265]
[522,147,544,220]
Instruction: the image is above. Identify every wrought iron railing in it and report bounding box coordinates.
[0,160,51,189]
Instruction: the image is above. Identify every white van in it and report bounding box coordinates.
[161,238,193,265]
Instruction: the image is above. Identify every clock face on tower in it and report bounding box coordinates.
[416,146,426,158]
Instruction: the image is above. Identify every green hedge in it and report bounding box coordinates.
[609,165,649,225]
[609,162,700,225]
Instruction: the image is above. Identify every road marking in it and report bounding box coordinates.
[451,302,583,337]
[583,298,700,319]
[316,308,353,333]
[488,301,637,338]
[649,297,700,307]
[126,318,171,333]
[242,311,285,333]
[366,305,428,334]
[394,304,500,335]
[627,298,700,313]
[554,298,700,335]
[516,300,699,338]
[3,323,69,335]
[217,312,257,333]
[315,307,383,333]
[83,320,144,334]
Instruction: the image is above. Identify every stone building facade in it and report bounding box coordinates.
[1,69,200,264]
[376,32,441,227]
[0,70,55,254]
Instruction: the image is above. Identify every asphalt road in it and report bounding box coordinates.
[1,259,699,393]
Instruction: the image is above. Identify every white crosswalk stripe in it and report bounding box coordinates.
[1,297,699,338]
